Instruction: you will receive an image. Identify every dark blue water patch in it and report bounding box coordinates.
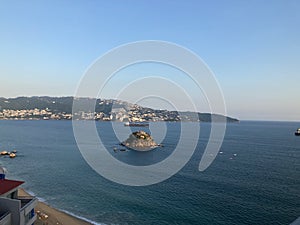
[0,120,299,225]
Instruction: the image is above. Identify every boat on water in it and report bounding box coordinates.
[9,153,16,158]
[124,122,149,127]
[0,151,8,155]
[295,128,300,136]
[1,150,17,157]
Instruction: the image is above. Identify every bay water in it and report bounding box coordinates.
[0,121,299,225]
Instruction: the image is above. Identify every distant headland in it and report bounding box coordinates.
[0,96,239,122]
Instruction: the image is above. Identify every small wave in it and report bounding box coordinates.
[23,189,47,202]
[23,189,104,225]
[290,216,300,225]
[24,189,34,196]
[36,196,47,202]
[59,209,107,225]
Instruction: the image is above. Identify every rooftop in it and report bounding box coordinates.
[0,179,24,195]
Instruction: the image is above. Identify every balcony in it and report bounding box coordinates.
[19,197,38,225]
[19,197,36,210]
[0,212,11,225]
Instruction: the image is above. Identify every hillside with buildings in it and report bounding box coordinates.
[0,97,238,122]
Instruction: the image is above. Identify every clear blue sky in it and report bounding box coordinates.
[0,0,299,121]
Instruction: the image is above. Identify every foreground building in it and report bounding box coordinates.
[0,168,37,225]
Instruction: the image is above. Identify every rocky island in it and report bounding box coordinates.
[121,131,159,151]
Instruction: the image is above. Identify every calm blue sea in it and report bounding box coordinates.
[0,121,299,225]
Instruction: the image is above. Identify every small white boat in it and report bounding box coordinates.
[295,128,300,136]
[124,122,149,127]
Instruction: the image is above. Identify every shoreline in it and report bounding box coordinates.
[18,188,99,225]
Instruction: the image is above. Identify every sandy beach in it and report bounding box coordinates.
[18,188,93,225]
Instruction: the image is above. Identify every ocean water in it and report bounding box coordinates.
[0,120,299,225]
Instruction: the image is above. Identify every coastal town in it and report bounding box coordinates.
[0,106,182,121]
[0,97,238,122]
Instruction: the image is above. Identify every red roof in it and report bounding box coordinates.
[0,179,24,195]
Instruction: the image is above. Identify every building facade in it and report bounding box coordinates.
[0,169,37,225]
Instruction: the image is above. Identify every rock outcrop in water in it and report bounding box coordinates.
[121,131,158,151]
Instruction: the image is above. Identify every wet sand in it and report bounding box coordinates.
[18,188,93,225]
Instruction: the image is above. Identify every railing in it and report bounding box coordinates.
[19,197,38,225]
[18,197,37,210]
[0,211,10,220]
[0,212,11,225]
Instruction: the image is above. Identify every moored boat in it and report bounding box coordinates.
[295,128,300,136]
[124,122,149,127]
[0,151,9,155]
[9,153,16,158]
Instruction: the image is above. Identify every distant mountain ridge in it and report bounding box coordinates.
[0,96,239,122]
